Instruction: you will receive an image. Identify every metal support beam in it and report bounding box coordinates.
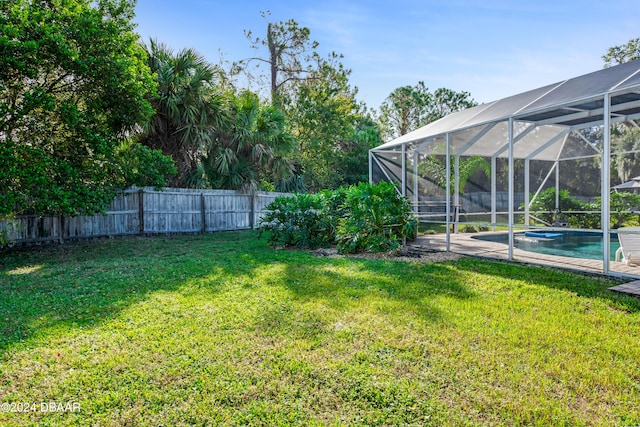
[602,94,611,273]
[528,133,569,210]
[524,159,530,227]
[413,150,419,212]
[445,134,451,251]
[491,156,497,231]
[530,162,557,207]
[555,160,560,211]
[401,144,406,196]
[454,154,460,234]
[508,118,514,260]
[529,98,640,127]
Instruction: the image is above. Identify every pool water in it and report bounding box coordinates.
[472,231,620,261]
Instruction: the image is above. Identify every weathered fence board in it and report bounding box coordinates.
[1,188,291,246]
[205,192,252,232]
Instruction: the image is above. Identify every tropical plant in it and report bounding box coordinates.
[336,181,416,253]
[259,182,415,253]
[610,191,640,228]
[257,191,338,249]
[141,39,228,187]
[418,155,491,196]
[526,188,600,229]
[237,13,375,192]
[201,91,295,191]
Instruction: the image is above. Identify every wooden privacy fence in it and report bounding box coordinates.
[0,188,290,245]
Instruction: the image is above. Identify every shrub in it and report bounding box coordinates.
[525,188,600,228]
[258,182,416,253]
[257,192,335,249]
[610,192,640,228]
[335,182,416,254]
[523,188,640,229]
[461,225,478,233]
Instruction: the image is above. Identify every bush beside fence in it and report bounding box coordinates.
[0,188,289,246]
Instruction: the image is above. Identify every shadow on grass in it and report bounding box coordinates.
[0,232,256,354]
[0,232,479,355]
[243,252,478,348]
[450,256,640,313]
[10,230,630,360]
[279,257,475,316]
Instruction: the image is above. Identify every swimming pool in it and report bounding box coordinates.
[472,231,620,260]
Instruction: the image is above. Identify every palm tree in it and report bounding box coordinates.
[201,91,294,191]
[141,39,227,187]
[419,155,491,195]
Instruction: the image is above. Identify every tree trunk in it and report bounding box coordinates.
[267,22,279,106]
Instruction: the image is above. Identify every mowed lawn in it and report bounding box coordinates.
[1,231,639,426]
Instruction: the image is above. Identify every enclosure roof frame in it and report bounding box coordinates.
[371,59,640,161]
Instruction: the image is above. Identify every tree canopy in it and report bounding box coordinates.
[0,0,173,217]
[236,14,379,192]
[201,91,295,191]
[238,12,329,107]
[2,3,490,214]
[141,39,227,187]
[378,82,476,142]
[603,38,640,67]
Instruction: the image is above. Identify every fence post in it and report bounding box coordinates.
[201,193,206,234]
[139,189,145,236]
[251,193,258,229]
[58,215,64,244]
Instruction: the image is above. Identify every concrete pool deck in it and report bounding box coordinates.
[413,231,640,279]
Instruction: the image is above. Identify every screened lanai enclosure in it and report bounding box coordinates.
[370,59,640,277]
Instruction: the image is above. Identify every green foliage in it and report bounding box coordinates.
[238,13,375,192]
[378,81,432,140]
[603,37,640,67]
[275,174,307,193]
[419,155,491,196]
[287,57,367,191]
[113,141,177,189]
[525,188,601,229]
[336,181,416,253]
[0,0,160,217]
[378,83,476,141]
[461,225,479,233]
[2,232,638,426]
[259,182,415,253]
[526,188,640,229]
[610,191,640,228]
[528,188,581,224]
[257,191,339,249]
[202,91,295,191]
[142,39,228,187]
[335,115,383,187]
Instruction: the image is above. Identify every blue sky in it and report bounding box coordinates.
[134,0,640,110]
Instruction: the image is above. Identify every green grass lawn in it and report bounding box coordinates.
[1,231,639,426]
